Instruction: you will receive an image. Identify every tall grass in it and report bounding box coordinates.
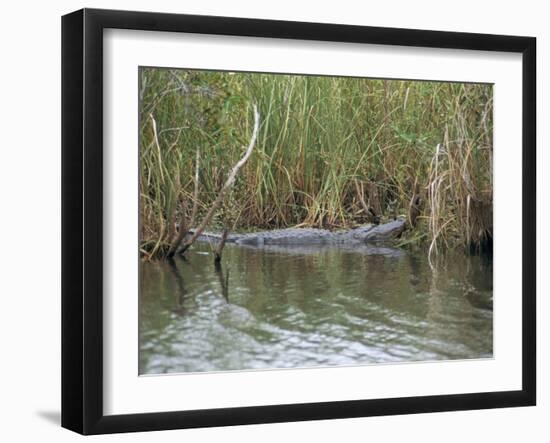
[139,68,493,257]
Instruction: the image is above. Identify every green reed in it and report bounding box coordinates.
[139,68,493,257]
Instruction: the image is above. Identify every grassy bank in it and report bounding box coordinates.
[139,68,493,258]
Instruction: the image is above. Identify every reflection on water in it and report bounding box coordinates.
[139,243,492,374]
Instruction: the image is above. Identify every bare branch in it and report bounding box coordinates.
[149,114,165,183]
[179,105,260,255]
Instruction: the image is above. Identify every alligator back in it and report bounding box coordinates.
[190,219,405,247]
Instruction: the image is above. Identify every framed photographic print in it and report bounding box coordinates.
[61,8,536,435]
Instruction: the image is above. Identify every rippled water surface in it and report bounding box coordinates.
[139,243,492,374]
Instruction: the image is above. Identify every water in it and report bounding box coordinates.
[139,242,493,374]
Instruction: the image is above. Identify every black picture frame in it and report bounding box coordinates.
[61,8,536,435]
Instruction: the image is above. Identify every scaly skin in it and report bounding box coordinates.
[191,219,406,246]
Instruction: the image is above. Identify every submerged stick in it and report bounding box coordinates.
[214,228,230,263]
[179,105,260,255]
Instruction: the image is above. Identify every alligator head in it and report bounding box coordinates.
[347,219,406,244]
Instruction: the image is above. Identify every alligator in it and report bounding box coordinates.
[189,218,406,247]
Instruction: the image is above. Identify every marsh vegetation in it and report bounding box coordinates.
[139,68,493,260]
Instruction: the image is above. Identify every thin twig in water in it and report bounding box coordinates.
[214,228,230,263]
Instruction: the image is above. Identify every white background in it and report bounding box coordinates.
[0,0,547,441]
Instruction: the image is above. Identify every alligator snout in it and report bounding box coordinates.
[361,219,406,244]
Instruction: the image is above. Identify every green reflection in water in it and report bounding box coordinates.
[139,243,492,374]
